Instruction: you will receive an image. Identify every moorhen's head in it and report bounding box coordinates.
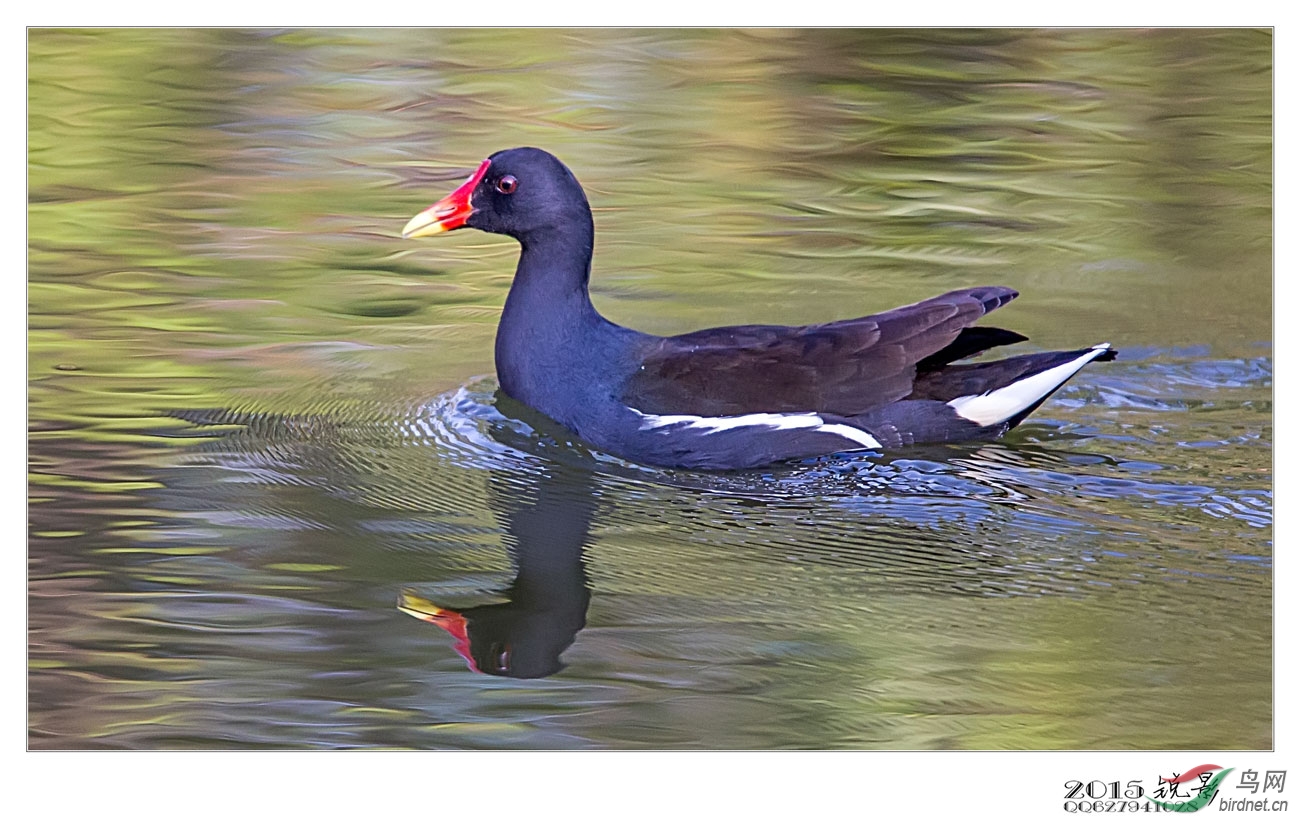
[402,147,591,243]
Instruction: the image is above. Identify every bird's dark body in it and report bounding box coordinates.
[405,147,1115,470]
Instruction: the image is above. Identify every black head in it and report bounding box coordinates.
[402,147,591,243]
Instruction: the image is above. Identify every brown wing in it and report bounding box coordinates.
[620,286,1019,416]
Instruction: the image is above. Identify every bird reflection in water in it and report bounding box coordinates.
[401,452,596,679]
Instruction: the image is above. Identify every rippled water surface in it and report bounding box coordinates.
[29,29,1271,749]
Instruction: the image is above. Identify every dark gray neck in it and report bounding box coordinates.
[494,220,604,408]
[512,215,596,305]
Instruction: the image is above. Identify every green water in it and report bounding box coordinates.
[29,28,1270,749]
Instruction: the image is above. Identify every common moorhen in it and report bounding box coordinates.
[403,147,1115,470]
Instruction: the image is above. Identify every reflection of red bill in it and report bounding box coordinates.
[399,592,480,673]
[1162,764,1223,784]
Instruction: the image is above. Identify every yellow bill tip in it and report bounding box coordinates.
[401,208,445,239]
[398,591,447,621]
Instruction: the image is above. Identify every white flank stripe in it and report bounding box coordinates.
[632,408,881,449]
[948,343,1111,427]
[815,422,884,448]
[642,411,822,433]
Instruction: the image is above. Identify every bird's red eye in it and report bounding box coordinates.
[496,175,517,195]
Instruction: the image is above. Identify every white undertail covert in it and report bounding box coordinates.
[947,343,1112,427]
